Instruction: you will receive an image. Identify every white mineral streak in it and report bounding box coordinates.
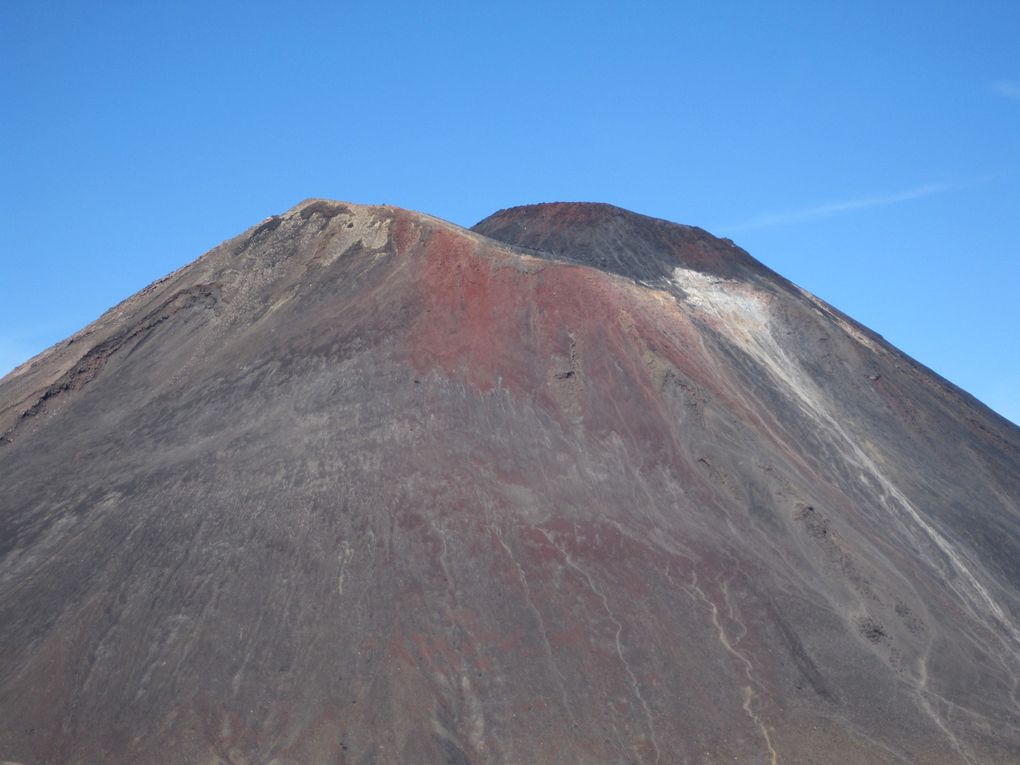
[670,266,1018,644]
[671,266,1019,760]
[493,526,580,730]
[689,572,778,765]
[538,528,662,765]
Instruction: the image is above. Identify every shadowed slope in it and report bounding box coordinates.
[1,199,1019,764]
[472,201,768,283]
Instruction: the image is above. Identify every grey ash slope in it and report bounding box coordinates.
[1,198,1019,764]
[481,202,1020,588]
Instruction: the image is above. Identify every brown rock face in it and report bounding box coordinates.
[1,199,1019,764]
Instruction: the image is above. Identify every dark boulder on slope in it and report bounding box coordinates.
[1,199,1019,764]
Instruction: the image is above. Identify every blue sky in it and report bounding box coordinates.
[2,1,1018,423]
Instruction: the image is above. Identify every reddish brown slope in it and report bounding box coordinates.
[1,200,1019,764]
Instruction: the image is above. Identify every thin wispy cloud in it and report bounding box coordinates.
[717,183,952,234]
[991,80,1020,100]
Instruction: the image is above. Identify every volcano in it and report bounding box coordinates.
[1,199,1019,764]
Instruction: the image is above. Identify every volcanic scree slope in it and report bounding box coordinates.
[1,200,1019,764]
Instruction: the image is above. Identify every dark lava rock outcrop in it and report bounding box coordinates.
[1,199,1019,764]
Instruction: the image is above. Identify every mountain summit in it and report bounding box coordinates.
[473,201,766,282]
[2,199,1019,764]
